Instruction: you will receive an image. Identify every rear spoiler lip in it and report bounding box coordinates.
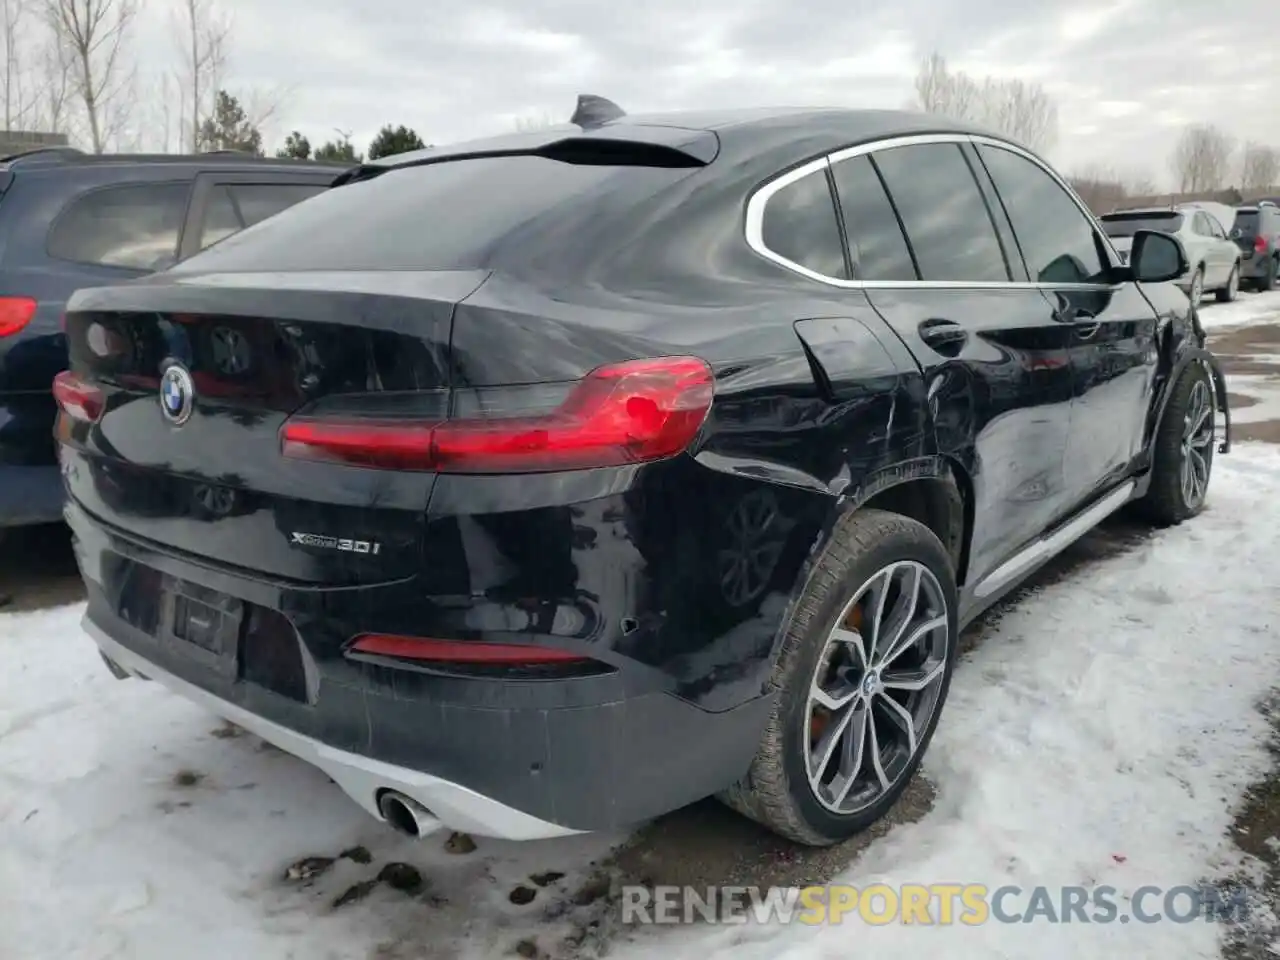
[64,267,492,321]
[330,126,721,188]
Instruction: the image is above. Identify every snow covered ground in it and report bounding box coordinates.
[3,322,1280,960]
[1198,289,1280,331]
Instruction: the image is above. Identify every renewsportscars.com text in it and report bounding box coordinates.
[620,883,1251,926]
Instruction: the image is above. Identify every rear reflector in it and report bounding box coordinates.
[349,634,590,664]
[281,355,714,474]
[0,296,36,337]
[53,371,104,422]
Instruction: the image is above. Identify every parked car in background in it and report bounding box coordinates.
[58,106,1230,847]
[0,148,348,535]
[1230,204,1280,290]
[1099,205,1241,306]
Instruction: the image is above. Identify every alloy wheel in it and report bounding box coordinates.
[1190,270,1204,307]
[1180,378,1214,510]
[1228,265,1240,299]
[804,561,950,815]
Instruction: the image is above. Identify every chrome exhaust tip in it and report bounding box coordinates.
[376,790,442,839]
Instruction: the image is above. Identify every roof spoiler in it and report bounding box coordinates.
[331,97,716,188]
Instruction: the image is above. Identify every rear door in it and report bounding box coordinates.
[178,170,334,260]
[974,141,1159,505]
[833,139,1075,586]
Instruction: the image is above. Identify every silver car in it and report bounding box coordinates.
[1099,206,1242,306]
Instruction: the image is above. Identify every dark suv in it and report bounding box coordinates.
[0,148,346,531]
[58,107,1230,847]
[1231,203,1280,290]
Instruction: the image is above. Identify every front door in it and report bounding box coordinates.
[974,142,1160,508]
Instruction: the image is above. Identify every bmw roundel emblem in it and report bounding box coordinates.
[159,363,195,426]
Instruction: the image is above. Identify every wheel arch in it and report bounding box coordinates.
[762,456,971,679]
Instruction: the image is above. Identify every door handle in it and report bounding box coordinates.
[918,318,967,355]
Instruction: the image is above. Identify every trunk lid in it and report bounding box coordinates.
[60,269,484,584]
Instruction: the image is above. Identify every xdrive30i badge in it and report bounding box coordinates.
[290,532,382,555]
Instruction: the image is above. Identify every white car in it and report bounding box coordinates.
[1099,206,1242,306]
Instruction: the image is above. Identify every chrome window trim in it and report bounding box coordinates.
[744,130,1124,292]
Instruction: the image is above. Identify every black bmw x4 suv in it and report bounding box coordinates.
[58,105,1230,846]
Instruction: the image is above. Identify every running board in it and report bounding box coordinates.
[972,480,1136,599]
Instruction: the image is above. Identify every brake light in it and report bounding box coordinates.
[0,296,36,336]
[280,356,714,474]
[348,634,590,664]
[52,370,104,422]
[1256,235,1268,254]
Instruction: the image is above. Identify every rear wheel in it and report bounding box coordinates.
[1216,262,1240,302]
[1135,362,1215,526]
[719,509,958,845]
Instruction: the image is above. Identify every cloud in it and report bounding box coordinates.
[137,0,1276,187]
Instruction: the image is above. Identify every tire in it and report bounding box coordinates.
[718,509,959,846]
[1215,262,1240,302]
[1189,266,1205,307]
[1135,362,1215,526]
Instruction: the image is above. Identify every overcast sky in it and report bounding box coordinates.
[136,0,1264,186]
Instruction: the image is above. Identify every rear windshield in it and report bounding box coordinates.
[167,155,696,273]
[1234,210,1259,232]
[1099,213,1184,238]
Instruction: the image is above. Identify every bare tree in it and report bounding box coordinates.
[1,0,31,130]
[31,30,72,133]
[173,0,229,151]
[1240,142,1280,194]
[42,0,139,153]
[513,111,558,132]
[1068,164,1129,214]
[1170,124,1235,194]
[910,53,1058,154]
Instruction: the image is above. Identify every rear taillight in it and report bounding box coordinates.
[280,356,715,474]
[348,634,590,664]
[53,371,104,423]
[1256,235,1268,254]
[0,296,36,337]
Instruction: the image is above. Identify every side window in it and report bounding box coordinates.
[48,182,190,271]
[1192,213,1211,237]
[759,168,848,280]
[199,182,326,250]
[870,143,1010,282]
[829,155,916,281]
[978,144,1108,285]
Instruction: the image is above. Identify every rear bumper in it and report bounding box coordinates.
[0,463,64,527]
[1239,253,1273,279]
[86,619,580,840]
[70,500,771,839]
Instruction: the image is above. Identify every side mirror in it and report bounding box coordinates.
[1128,229,1188,283]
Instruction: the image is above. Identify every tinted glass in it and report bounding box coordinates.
[170,156,697,273]
[199,183,326,249]
[830,156,916,281]
[1100,213,1184,237]
[48,182,190,270]
[871,144,1009,282]
[978,145,1107,284]
[761,169,847,279]
[1234,211,1259,232]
